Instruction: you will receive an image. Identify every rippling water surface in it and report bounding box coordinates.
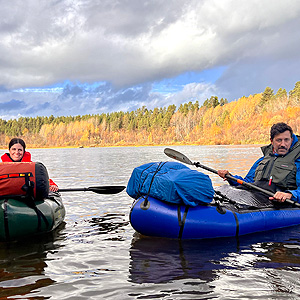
[1,145,300,299]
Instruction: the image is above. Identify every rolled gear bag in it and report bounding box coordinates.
[0,162,49,200]
[126,161,214,206]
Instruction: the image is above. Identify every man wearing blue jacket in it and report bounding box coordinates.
[218,122,300,204]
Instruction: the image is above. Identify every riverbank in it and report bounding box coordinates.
[0,141,266,150]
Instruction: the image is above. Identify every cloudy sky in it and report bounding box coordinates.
[1,0,300,119]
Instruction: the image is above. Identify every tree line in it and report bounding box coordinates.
[1,81,300,148]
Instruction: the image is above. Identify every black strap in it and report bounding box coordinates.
[3,199,10,241]
[137,163,157,195]
[22,173,49,231]
[233,212,239,237]
[34,206,50,231]
[178,206,189,239]
[141,162,167,207]
[214,190,238,205]
[1,173,50,240]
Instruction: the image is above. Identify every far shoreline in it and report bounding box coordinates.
[0,142,265,151]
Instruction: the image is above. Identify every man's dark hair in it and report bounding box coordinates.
[270,122,293,140]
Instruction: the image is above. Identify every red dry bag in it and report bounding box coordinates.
[0,162,49,200]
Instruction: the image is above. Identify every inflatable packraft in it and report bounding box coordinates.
[0,162,65,241]
[127,162,300,239]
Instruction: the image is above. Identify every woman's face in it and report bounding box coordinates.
[9,143,24,161]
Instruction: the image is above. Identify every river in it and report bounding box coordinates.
[1,145,300,299]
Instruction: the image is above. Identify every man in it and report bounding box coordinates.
[218,122,300,203]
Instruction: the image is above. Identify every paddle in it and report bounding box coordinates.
[58,185,126,195]
[164,147,300,207]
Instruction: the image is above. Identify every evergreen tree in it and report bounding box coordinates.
[259,87,274,106]
[219,98,228,106]
[275,88,287,99]
[203,96,219,108]
[289,81,300,101]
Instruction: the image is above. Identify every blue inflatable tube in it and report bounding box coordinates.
[130,195,300,239]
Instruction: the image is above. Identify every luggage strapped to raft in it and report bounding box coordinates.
[127,161,215,238]
[139,162,167,208]
[0,162,50,239]
[127,161,214,206]
[0,162,49,200]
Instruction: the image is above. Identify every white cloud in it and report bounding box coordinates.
[0,0,300,118]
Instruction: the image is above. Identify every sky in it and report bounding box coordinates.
[1,0,300,120]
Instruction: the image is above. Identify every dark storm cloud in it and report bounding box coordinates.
[216,13,300,100]
[0,0,300,118]
[0,99,26,111]
[0,0,299,89]
[62,85,83,96]
[24,102,51,115]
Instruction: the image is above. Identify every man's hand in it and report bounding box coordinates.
[269,191,292,202]
[217,170,229,180]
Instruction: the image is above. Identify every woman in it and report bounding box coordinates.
[1,138,59,192]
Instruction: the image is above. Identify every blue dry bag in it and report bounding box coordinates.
[126,161,214,206]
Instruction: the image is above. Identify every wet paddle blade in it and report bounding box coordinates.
[59,186,126,194]
[164,148,194,165]
[87,186,126,194]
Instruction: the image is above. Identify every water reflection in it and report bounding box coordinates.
[129,225,300,286]
[129,234,238,284]
[0,224,65,299]
[88,213,129,240]
[2,146,300,299]
[253,241,300,268]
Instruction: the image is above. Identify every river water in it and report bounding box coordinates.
[1,145,300,299]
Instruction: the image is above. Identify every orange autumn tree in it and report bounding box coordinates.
[1,81,300,147]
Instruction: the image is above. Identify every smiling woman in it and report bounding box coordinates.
[1,138,58,192]
[1,138,31,162]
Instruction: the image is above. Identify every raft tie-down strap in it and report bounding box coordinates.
[233,212,239,237]
[214,190,239,207]
[22,173,49,231]
[177,206,189,239]
[34,206,50,231]
[140,162,167,208]
[3,199,10,241]
[214,190,240,236]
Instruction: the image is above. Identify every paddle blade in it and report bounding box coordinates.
[87,186,126,194]
[58,186,126,194]
[164,148,193,165]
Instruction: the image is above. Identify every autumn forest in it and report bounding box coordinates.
[1,81,300,148]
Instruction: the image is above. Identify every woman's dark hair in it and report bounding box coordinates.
[270,122,293,140]
[9,138,26,151]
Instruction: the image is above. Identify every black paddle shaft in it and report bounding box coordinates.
[194,162,219,175]
[164,147,300,207]
[197,164,300,206]
[195,161,274,196]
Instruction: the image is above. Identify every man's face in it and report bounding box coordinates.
[271,130,293,155]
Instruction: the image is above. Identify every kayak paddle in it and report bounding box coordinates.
[164,147,300,207]
[58,185,126,195]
